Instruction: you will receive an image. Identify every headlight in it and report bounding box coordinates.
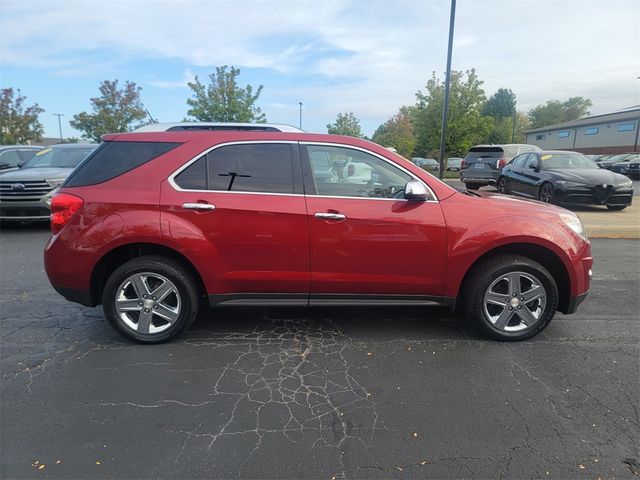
[46,178,66,188]
[617,179,633,188]
[560,213,587,239]
[554,180,585,188]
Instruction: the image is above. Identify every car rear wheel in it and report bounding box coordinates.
[539,183,555,204]
[606,205,627,211]
[497,177,507,194]
[102,255,200,343]
[464,255,558,341]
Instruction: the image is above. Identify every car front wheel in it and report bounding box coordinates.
[102,255,200,343]
[539,183,555,204]
[464,255,558,341]
[497,177,507,194]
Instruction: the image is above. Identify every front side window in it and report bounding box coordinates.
[585,127,599,135]
[524,154,539,169]
[174,143,294,194]
[305,145,412,199]
[0,150,21,168]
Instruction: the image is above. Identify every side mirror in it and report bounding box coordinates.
[404,181,429,201]
[529,163,540,172]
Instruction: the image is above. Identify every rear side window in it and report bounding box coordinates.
[174,143,294,194]
[65,141,180,187]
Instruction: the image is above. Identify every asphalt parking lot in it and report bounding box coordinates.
[1,224,639,479]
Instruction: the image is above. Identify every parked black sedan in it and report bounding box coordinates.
[497,151,634,210]
[609,153,640,179]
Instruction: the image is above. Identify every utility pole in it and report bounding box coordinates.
[299,102,303,130]
[438,0,457,180]
[53,113,65,143]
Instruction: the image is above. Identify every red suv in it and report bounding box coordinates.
[44,131,592,343]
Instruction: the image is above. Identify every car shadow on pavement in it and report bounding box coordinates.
[0,221,51,232]
[185,305,486,343]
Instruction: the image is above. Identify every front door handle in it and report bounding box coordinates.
[314,212,346,221]
[182,202,216,211]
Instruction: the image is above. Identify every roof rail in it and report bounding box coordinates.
[132,122,304,133]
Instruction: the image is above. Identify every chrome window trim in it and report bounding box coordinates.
[168,140,439,203]
[301,141,438,202]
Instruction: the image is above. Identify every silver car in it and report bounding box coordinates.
[0,144,97,221]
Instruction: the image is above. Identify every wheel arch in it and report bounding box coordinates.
[457,242,572,314]
[90,242,207,306]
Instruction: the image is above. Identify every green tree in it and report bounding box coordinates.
[528,97,592,128]
[186,66,266,122]
[70,80,146,142]
[371,111,415,157]
[0,88,44,144]
[482,88,516,120]
[413,69,493,156]
[326,112,363,137]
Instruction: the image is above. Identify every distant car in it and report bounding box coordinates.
[497,150,633,210]
[609,154,640,178]
[133,122,303,133]
[596,153,636,169]
[0,144,97,221]
[587,154,615,163]
[411,157,439,170]
[460,144,541,190]
[446,157,463,171]
[0,145,43,173]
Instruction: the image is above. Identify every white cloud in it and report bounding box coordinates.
[148,69,196,89]
[1,0,638,135]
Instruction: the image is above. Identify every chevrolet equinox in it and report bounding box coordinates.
[44,131,592,343]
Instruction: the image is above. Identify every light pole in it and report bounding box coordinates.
[299,102,303,130]
[438,0,457,180]
[53,113,65,143]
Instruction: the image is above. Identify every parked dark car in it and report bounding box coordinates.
[0,145,43,173]
[587,154,615,163]
[596,153,636,169]
[497,150,633,210]
[44,130,592,343]
[460,144,541,189]
[411,157,439,170]
[0,144,97,221]
[608,154,640,178]
[446,157,463,171]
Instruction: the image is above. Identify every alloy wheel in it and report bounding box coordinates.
[114,272,181,334]
[540,184,553,203]
[483,271,547,332]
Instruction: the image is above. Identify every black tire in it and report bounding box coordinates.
[539,182,555,204]
[606,205,627,211]
[497,177,507,194]
[463,255,559,341]
[102,255,200,343]
[466,184,480,190]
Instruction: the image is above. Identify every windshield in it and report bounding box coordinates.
[541,153,598,170]
[22,146,96,169]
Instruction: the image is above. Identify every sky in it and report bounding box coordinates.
[1,0,639,140]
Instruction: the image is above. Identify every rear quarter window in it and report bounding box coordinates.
[65,141,181,187]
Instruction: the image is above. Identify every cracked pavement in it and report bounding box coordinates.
[1,223,639,479]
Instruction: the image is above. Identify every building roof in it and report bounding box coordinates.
[525,108,640,134]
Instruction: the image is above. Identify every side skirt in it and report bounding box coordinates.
[208,293,455,308]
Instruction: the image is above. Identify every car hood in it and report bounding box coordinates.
[547,168,630,186]
[0,167,74,181]
[474,190,569,214]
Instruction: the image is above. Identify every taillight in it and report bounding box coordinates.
[50,193,83,234]
[347,164,355,176]
[461,159,466,169]
[496,158,508,169]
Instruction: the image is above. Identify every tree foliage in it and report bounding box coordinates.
[482,88,516,120]
[371,111,415,157]
[0,88,44,144]
[186,66,266,122]
[326,112,363,137]
[528,97,592,128]
[413,69,493,157]
[70,80,146,142]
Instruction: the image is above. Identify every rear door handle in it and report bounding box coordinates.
[314,212,346,221]
[182,202,215,211]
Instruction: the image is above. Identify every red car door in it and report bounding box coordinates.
[160,141,310,304]
[301,143,447,303]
